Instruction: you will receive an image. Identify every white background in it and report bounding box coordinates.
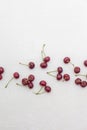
[0,0,87,130]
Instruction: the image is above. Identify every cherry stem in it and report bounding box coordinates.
[75,74,87,78]
[47,70,57,73]
[41,44,46,60]
[19,62,28,66]
[34,87,45,95]
[47,72,56,78]
[5,77,14,88]
[70,62,75,67]
[16,83,23,87]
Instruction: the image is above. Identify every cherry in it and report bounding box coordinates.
[63,74,70,81]
[56,74,62,80]
[22,78,28,86]
[5,72,20,88]
[28,74,35,81]
[40,62,47,68]
[80,81,87,88]
[39,80,47,86]
[45,86,51,93]
[43,56,50,63]
[13,72,20,79]
[19,61,35,69]
[75,78,82,85]
[28,82,34,89]
[0,67,4,74]
[63,57,70,64]
[84,60,87,67]
[74,67,80,73]
[28,62,35,69]
[57,67,63,74]
[0,74,3,80]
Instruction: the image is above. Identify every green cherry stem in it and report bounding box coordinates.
[41,44,46,60]
[75,74,87,78]
[47,72,56,78]
[5,77,14,88]
[70,62,75,67]
[19,62,28,66]
[16,83,23,87]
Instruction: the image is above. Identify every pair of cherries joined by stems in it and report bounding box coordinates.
[1,44,87,94]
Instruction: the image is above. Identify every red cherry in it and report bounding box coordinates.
[43,56,50,63]
[13,72,20,79]
[84,60,87,67]
[28,82,34,89]
[39,80,47,87]
[80,81,87,88]
[63,74,70,81]
[74,67,80,73]
[0,67,4,74]
[40,62,47,68]
[63,57,70,64]
[0,74,3,80]
[75,78,82,85]
[45,86,51,93]
[28,74,35,81]
[28,62,35,69]
[57,67,63,74]
[22,78,28,86]
[56,74,62,80]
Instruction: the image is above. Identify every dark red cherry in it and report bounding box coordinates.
[45,86,51,93]
[63,57,70,64]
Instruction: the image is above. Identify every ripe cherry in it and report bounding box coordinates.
[63,74,70,81]
[43,56,50,63]
[39,80,47,86]
[28,74,35,81]
[80,81,87,88]
[84,60,87,67]
[74,67,80,74]
[40,62,47,68]
[63,57,70,64]
[57,67,63,74]
[0,67,4,74]
[22,78,28,86]
[45,86,51,93]
[56,74,62,80]
[75,78,82,85]
[28,82,34,89]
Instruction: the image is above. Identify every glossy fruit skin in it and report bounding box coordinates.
[0,75,3,80]
[22,78,28,86]
[45,86,51,92]
[28,62,35,69]
[74,67,80,73]
[63,74,70,81]
[40,62,47,68]
[63,57,70,64]
[0,67,4,74]
[84,60,87,67]
[56,74,62,80]
[28,82,34,89]
[75,78,82,85]
[13,72,20,79]
[80,81,87,87]
[43,56,50,63]
[28,74,35,81]
[39,80,47,87]
[57,67,63,74]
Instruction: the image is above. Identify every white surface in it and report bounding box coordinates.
[0,0,87,130]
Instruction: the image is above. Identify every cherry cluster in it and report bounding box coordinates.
[0,44,87,95]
